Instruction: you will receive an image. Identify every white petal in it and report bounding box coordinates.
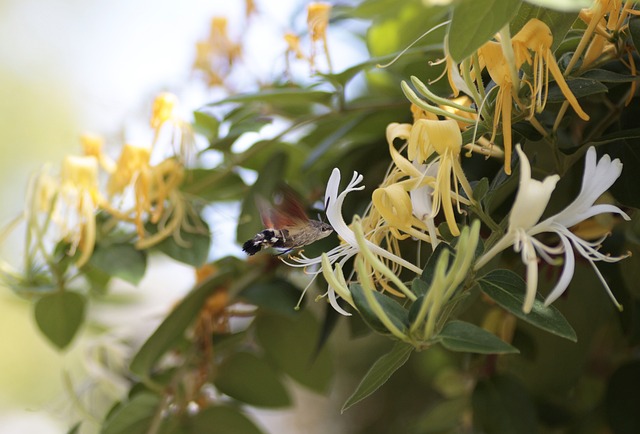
[543,234,575,306]
[509,145,559,230]
[551,147,624,228]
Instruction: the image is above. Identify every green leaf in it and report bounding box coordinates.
[350,283,409,335]
[438,320,519,354]
[89,242,147,285]
[472,376,537,434]
[186,406,265,434]
[341,341,413,413]
[149,214,211,267]
[546,77,608,102]
[448,0,522,62]
[130,269,233,376]
[101,393,160,434]
[510,4,578,52]
[255,311,333,393]
[411,278,429,297]
[182,169,247,202]
[521,0,592,12]
[630,18,640,52]
[193,110,220,143]
[67,423,81,434]
[589,128,640,146]
[208,88,333,108]
[421,243,454,287]
[238,278,301,317]
[34,291,86,350]
[478,269,577,341]
[580,69,640,83]
[214,352,291,408]
[472,178,490,203]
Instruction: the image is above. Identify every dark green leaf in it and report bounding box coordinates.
[182,169,247,202]
[214,352,290,408]
[546,77,608,103]
[255,311,333,393]
[580,69,640,83]
[449,0,522,62]
[207,88,333,108]
[101,393,160,434]
[630,18,640,53]
[411,278,429,297]
[238,278,301,317]
[149,214,211,267]
[34,291,86,350]
[130,270,233,376]
[186,406,265,434]
[341,341,413,413]
[472,178,490,203]
[350,283,409,335]
[472,376,537,434]
[438,320,519,354]
[89,243,147,286]
[421,243,454,287]
[478,269,577,341]
[589,129,640,146]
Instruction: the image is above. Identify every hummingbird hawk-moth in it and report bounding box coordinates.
[242,190,333,255]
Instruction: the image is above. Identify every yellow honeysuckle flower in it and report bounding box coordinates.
[512,19,589,122]
[59,155,101,267]
[440,95,477,130]
[477,41,517,174]
[80,133,116,173]
[411,103,439,122]
[422,119,474,237]
[150,92,178,130]
[107,143,152,198]
[106,143,186,247]
[307,2,333,71]
[149,93,194,164]
[284,32,306,60]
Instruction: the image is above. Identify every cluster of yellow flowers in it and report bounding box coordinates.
[24,93,193,268]
[284,2,333,73]
[290,4,633,328]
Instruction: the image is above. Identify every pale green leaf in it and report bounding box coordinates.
[449,0,522,62]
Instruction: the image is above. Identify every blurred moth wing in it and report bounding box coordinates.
[242,189,333,255]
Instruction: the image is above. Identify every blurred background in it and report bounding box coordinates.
[0,0,324,431]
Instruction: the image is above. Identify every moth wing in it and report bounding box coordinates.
[255,196,275,228]
[271,188,310,228]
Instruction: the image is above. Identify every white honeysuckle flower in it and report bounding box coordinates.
[286,168,422,315]
[409,161,440,248]
[475,145,630,313]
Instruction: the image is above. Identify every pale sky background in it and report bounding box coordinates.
[0,0,366,432]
